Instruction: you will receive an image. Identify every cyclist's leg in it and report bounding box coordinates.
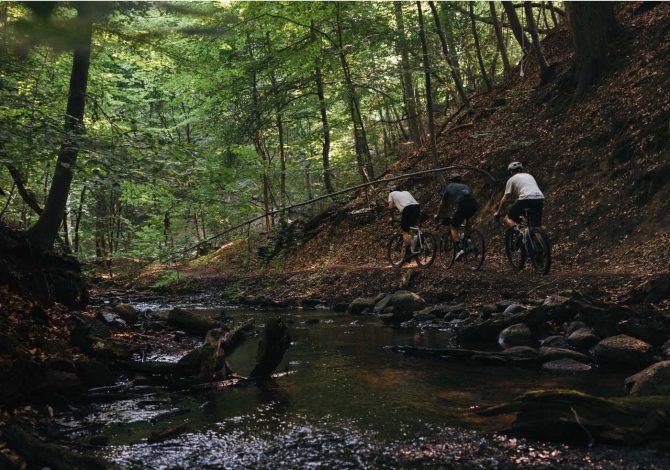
[401,204,420,255]
[463,197,478,231]
[529,199,543,227]
[451,202,466,243]
[505,200,525,228]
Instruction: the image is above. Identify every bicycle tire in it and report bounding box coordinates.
[387,234,406,267]
[415,232,437,269]
[440,233,456,269]
[528,227,552,274]
[463,229,486,271]
[504,228,526,271]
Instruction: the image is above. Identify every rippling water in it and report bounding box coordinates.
[57,308,670,468]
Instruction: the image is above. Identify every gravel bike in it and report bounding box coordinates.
[500,208,551,274]
[439,217,485,271]
[387,224,437,269]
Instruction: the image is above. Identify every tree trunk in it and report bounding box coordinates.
[6,164,43,215]
[314,62,335,194]
[524,1,552,82]
[26,5,93,253]
[502,1,531,53]
[73,185,86,254]
[394,2,422,144]
[469,2,492,91]
[416,1,438,165]
[429,1,470,107]
[336,3,374,182]
[490,2,511,74]
[565,2,619,101]
[549,1,559,26]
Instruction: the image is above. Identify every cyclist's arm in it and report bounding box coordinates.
[434,199,444,219]
[495,193,510,216]
[388,200,395,221]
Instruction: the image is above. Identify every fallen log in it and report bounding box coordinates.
[167,308,221,336]
[249,317,291,381]
[190,371,297,392]
[478,389,670,447]
[147,424,188,444]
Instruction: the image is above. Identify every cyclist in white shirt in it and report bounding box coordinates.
[388,185,421,261]
[494,162,544,228]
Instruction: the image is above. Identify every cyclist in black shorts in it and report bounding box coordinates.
[388,185,421,260]
[494,161,544,228]
[433,174,478,260]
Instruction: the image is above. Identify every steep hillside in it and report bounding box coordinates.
[180,2,670,304]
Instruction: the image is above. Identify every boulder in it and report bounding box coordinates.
[503,304,526,314]
[69,316,112,352]
[390,291,426,321]
[625,361,670,396]
[414,303,465,321]
[592,335,652,369]
[496,300,514,312]
[618,316,667,346]
[539,347,592,364]
[333,302,349,313]
[498,323,532,349]
[97,310,127,328]
[480,304,498,315]
[565,321,587,336]
[500,346,538,358]
[75,360,115,387]
[542,358,592,374]
[167,308,219,336]
[373,294,393,313]
[540,335,570,348]
[662,339,670,360]
[628,275,670,304]
[301,298,324,309]
[567,327,599,352]
[112,303,139,323]
[413,311,436,322]
[347,297,379,315]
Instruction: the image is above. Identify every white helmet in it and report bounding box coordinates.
[507,161,523,172]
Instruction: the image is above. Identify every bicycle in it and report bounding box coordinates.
[439,217,486,271]
[387,224,437,269]
[499,209,551,274]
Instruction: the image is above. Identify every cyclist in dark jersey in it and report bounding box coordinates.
[434,174,478,260]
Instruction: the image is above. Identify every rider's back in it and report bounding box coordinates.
[505,173,544,200]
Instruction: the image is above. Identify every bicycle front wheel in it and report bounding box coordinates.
[440,233,456,269]
[463,229,486,271]
[529,227,552,274]
[387,234,406,267]
[415,232,437,269]
[504,228,525,271]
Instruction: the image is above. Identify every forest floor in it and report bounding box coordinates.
[133,2,670,310]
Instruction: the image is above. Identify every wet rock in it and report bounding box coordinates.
[541,335,570,348]
[347,296,379,315]
[333,302,349,313]
[500,346,538,358]
[539,347,592,364]
[97,310,127,328]
[378,313,395,324]
[300,298,324,309]
[413,312,436,322]
[249,317,291,380]
[414,303,465,321]
[592,335,652,369]
[565,321,587,336]
[480,304,498,315]
[303,318,320,325]
[75,360,115,387]
[112,303,138,323]
[567,327,599,352]
[503,304,526,314]
[390,290,427,322]
[498,323,532,349]
[542,358,592,374]
[373,294,393,313]
[625,361,670,396]
[69,316,112,352]
[168,308,219,336]
[496,300,513,312]
[619,316,667,346]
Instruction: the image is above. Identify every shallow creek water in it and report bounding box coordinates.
[58,306,670,468]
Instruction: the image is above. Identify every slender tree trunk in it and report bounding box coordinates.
[524,1,552,82]
[6,164,43,215]
[26,5,93,253]
[394,2,422,143]
[490,2,511,74]
[429,1,470,107]
[336,3,374,182]
[73,185,86,254]
[502,1,531,53]
[416,2,438,165]
[469,2,492,91]
[314,62,335,193]
[549,1,559,26]
[565,2,619,101]
[266,34,287,225]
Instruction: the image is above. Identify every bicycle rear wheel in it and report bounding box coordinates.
[504,228,525,271]
[415,232,437,269]
[529,227,552,274]
[387,234,406,267]
[440,233,455,269]
[463,229,485,271]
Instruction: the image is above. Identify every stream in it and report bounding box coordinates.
[56,305,670,469]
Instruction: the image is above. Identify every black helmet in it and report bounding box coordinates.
[388,184,399,192]
[448,173,462,183]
